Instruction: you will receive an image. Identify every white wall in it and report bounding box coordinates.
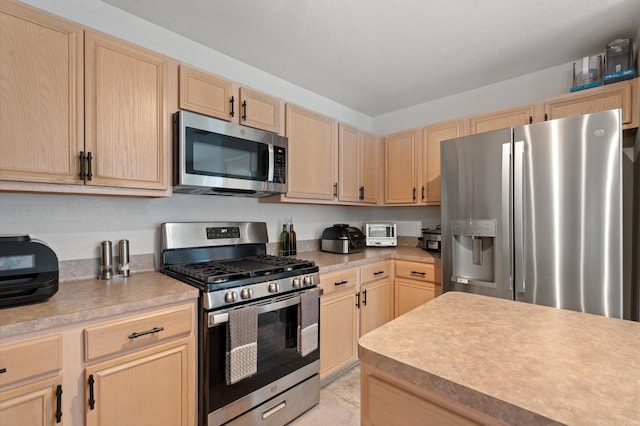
[2,0,597,263]
[0,193,440,261]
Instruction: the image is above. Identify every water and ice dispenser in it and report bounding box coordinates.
[450,219,497,289]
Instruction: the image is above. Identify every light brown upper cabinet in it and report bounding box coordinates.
[178,64,283,134]
[543,78,638,130]
[0,0,84,185]
[420,120,464,205]
[468,105,535,135]
[0,0,171,196]
[283,104,338,201]
[338,124,379,204]
[384,129,419,204]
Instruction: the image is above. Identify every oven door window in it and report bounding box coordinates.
[207,300,319,412]
[185,127,269,181]
[369,226,394,237]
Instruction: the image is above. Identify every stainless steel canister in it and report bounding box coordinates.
[118,239,130,277]
[100,240,113,279]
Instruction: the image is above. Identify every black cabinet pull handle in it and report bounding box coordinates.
[86,152,93,181]
[413,187,416,201]
[421,185,425,200]
[55,384,63,423]
[0,368,6,374]
[128,326,164,339]
[241,100,247,121]
[362,289,367,306]
[529,116,533,124]
[333,183,338,197]
[88,375,95,410]
[79,151,85,180]
[373,271,384,276]
[411,271,426,277]
[544,113,548,121]
[334,280,348,286]
[359,186,364,200]
[355,292,360,309]
[230,96,235,117]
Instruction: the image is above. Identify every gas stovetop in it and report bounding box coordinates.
[163,255,317,289]
[160,222,320,310]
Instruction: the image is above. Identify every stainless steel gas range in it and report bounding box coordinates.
[160,222,320,426]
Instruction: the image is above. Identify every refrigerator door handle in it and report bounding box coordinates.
[501,142,513,292]
[513,140,526,294]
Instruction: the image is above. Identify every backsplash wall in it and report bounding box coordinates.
[0,192,440,262]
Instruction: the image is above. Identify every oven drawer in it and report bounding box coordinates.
[319,269,358,295]
[84,304,194,361]
[394,261,435,283]
[0,335,61,387]
[361,261,391,284]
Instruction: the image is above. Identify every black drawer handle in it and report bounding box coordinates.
[334,280,348,286]
[128,326,164,339]
[411,271,426,277]
[373,271,384,276]
[0,368,6,374]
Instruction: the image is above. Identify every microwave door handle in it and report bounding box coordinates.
[267,144,274,182]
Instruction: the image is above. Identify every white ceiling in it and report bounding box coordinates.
[100,0,640,117]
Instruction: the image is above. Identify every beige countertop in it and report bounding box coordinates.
[358,291,640,425]
[299,246,439,273]
[0,271,199,339]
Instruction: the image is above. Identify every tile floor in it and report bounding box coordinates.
[289,365,361,425]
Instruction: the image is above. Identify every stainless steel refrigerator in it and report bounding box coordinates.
[441,109,638,321]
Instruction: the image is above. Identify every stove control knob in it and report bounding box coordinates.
[303,276,312,286]
[292,278,302,288]
[268,282,279,293]
[224,291,237,303]
[240,288,253,300]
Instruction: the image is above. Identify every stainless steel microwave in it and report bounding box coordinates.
[173,110,287,196]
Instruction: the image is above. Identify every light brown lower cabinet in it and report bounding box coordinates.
[0,301,196,426]
[394,260,440,317]
[0,375,62,426]
[85,340,192,426]
[361,362,501,426]
[319,269,359,381]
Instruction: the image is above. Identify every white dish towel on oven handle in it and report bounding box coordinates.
[226,305,258,385]
[298,289,319,356]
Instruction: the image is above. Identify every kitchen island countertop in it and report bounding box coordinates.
[358,291,640,425]
[0,271,199,338]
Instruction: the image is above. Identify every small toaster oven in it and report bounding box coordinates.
[365,223,397,247]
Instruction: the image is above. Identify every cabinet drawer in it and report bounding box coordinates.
[394,261,435,283]
[84,304,194,362]
[361,261,391,284]
[320,269,359,295]
[0,335,61,387]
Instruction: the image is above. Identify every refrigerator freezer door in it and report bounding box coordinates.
[513,109,623,318]
[441,128,514,300]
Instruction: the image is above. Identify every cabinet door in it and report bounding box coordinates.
[84,30,168,191]
[394,278,435,317]
[544,78,637,128]
[338,124,360,202]
[285,104,337,200]
[0,375,62,426]
[239,87,282,134]
[360,131,379,204]
[360,278,391,336]
[319,289,358,380]
[85,340,193,426]
[421,120,463,205]
[468,105,534,135]
[384,130,418,204]
[0,0,83,184]
[178,63,234,121]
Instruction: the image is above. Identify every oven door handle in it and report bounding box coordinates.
[207,289,319,327]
